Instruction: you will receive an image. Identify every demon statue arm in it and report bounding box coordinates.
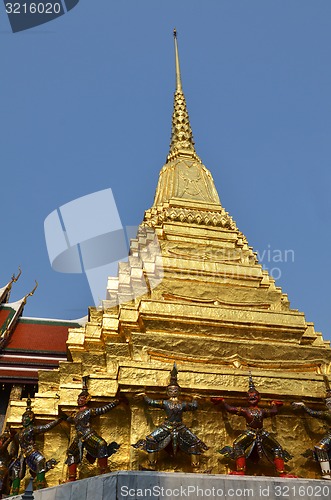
[33,418,63,435]
[182,399,198,411]
[143,396,164,409]
[142,396,198,411]
[211,398,244,416]
[292,402,331,422]
[91,399,120,417]
[292,398,331,480]
[212,397,281,420]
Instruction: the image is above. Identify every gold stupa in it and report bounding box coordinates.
[6,31,331,483]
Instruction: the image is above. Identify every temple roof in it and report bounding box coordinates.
[0,317,84,383]
[0,273,85,383]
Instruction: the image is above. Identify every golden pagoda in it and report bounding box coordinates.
[6,31,331,484]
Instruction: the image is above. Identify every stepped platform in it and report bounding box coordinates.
[11,471,331,500]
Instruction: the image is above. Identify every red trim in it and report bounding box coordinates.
[0,309,11,329]
[0,357,61,366]
[0,369,39,379]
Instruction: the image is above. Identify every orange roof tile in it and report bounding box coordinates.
[7,321,70,354]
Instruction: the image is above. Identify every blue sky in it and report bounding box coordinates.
[1,1,331,341]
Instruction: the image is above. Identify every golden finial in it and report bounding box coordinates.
[173,28,182,92]
[168,29,199,162]
[27,281,38,298]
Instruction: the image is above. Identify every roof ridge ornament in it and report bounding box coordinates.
[0,267,22,305]
[167,29,201,163]
[23,280,38,305]
[11,266,22,285]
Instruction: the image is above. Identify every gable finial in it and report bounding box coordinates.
[11,266,22,284]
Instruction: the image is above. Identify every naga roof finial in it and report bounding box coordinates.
[248,371,257,392]
[11,266,22,284]
[0,267,22,305]
[23,281,38,305]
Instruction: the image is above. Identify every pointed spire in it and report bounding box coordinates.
[26,395,33,412]
[167,30,200,163]
[248,372,257,392]
[168,362,180,387]
[22,395,35,420]
[150,31,223,208]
